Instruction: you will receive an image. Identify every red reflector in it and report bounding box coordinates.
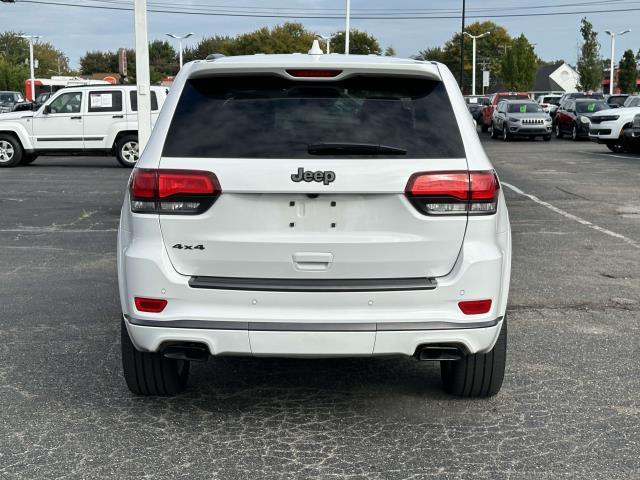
[158,171,218,198]
[130,169,156,199]
[470,171,499,201]
[405,172,469,200]
[458,299,492,315]
[286,69,342,78]
[135,297,167,313]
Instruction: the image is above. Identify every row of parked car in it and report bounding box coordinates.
[0,90,52,114]
[466,91,640,153]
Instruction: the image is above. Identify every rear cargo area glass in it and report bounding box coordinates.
[162,75,465,159]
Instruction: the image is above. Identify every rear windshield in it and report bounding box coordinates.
[543,96,560,104]
[507,103,541,113]
[576,101,608,113]
[499,94,529,101]
[608,96,628,106]
[162,75,465,158]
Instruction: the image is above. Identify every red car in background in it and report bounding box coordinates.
[480,92,531,132]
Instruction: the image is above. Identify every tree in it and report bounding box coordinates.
[498,34,537,91]
[0,31,70,77]
[231,22,316,55]
[576,18,602,91]
[331,30,382,55]
[618,49,638,93]
[384,46,396,57]
[0,57,29,91]
[183,35,234,62]
[79,51,118,75]
[418,21,513,93]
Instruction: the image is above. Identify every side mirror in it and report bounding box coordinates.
[43,104,52,115]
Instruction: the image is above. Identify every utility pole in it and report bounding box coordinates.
[604,29,631,94]
[20,35,40,101]
[459,0,466,93]
[463,31,491,96]
[345,0,351,54]
[134,0,152,152]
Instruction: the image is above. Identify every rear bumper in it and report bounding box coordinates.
[124,315,504,357]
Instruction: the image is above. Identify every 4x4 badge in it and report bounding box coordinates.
[291,167,336,185]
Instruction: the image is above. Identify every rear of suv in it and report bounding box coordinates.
[118,51,511,397]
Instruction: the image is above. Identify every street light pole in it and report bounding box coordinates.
[134,0,152,152]
[459,0,466,92]
[166,33,194,68]
[345,0,351,54]
[604,29,631,95]
[20,35,40,101]
[463,32,491,96]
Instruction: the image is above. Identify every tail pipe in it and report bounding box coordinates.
[415,344,465,361]
[161,343,209,362]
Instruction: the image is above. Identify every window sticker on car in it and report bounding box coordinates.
[587,103,596,112]
[519,105,527,113]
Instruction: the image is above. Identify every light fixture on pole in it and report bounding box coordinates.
[166,32,194,68]
[345,0,351,54]
[463,31,491,96]
[604,29,631,95]
[316,34,332,54]
[20,35,40,102]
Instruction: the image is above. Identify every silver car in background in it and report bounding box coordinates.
[491,99,553,141]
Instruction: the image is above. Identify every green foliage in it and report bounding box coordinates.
[0,57,29,91]
[183,35,234,62]
[384,46,396,57]
[618,49,638,93]
[576,18,602,91]
[0,31,70,77]
[418,21,514,93]
[498,34,538,91]
[331,30,382,55]
[79,51,118,75]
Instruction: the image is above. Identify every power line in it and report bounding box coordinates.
[16,0,640,20]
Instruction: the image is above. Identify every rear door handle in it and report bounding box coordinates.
[293,252,334,271]
[112,115,124,118]
[70,116,81,120]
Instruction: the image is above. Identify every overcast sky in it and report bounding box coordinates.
[2,0,639,69]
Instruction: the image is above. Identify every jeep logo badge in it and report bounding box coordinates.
[291,168,336,185]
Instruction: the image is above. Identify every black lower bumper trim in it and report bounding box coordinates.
[189,276,437,292]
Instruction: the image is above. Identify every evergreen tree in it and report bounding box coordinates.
[576,18,602,91]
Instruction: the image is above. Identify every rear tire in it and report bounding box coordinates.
[121,318,190,396]
[115,134,139,168]
[0,134,23,168]
[440,317,507,398]
[481,124,489,133]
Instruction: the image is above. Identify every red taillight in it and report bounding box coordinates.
[458,299,492,315]
[135,297,168,313]
[129,169,221,214]
[405,170,499,216]
[286,69,342,78]
[158,171,218,198]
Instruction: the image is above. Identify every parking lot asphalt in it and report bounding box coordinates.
[0,138,638,479]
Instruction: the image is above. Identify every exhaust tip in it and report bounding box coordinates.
[161,343,210,362]
[415,344,464,361]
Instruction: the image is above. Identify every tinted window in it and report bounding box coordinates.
[543,96,561,105]
[163,75,465,159]
[48,92,82,114]
[499,94,529,101]
[576,101,608,113]
[88,90,123,113]
[130,91,159,111]
[608,96,628,106]
[507,103,542,113]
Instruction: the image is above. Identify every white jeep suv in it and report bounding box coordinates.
[589,105,640,153]
[118,51,511,397]
[0,85,167,168]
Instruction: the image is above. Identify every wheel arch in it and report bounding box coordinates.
[112,130,138,151]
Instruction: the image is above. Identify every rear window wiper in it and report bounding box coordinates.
[308,143,407,156]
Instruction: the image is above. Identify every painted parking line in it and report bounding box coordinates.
[581,151,639,160]
[502,182,640,249]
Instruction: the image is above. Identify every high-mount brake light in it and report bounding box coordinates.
[286,69,342,78]
[405,170,499,216]
[129,169,221,215]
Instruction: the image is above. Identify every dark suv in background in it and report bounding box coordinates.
[554,98,609,140]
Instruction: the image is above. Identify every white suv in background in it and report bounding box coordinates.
[589,105,640,153]
[118,48,512,398]
[0,85,167,167]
